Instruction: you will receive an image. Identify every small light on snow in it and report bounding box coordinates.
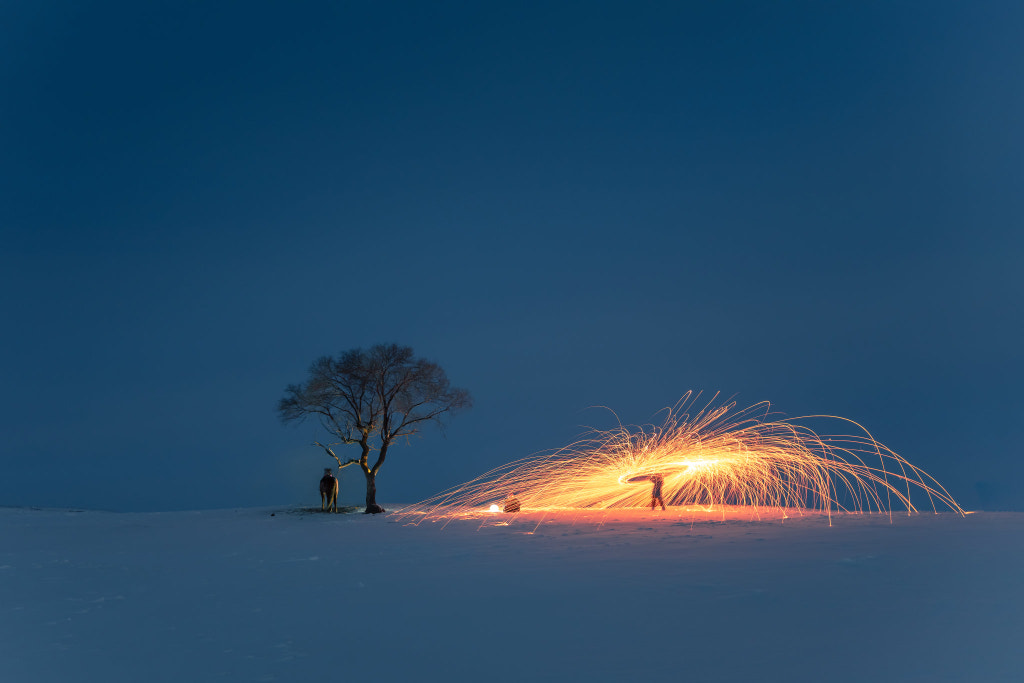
[488,504,500,512]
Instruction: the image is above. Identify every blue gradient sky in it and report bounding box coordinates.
[3,1,1022,511]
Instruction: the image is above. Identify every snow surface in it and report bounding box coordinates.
[2,505,1022,682]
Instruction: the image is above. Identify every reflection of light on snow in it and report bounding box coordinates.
[488,504,500,512]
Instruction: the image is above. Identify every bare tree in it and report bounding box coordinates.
[278,344,471,513]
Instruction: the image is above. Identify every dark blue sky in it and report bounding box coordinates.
[3,1,1022,511]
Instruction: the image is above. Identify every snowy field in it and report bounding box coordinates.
[2,505,1022,683]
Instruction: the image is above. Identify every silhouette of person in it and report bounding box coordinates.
[503,492,521,513]
[649,473,666,510]
[320,468,338,512]
[627,473,667,510]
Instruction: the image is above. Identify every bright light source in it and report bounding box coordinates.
[488,504,500,512]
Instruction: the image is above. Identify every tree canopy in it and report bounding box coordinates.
[279,344,471,513]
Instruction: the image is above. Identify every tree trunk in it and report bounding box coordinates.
[364,470,385,514]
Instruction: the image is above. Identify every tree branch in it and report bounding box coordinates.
[312,441,361,469]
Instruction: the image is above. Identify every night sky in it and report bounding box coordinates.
[3,2,1022,512]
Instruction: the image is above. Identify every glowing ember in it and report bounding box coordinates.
[402,392,962,522]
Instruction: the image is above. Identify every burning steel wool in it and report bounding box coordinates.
[403,392,962,522]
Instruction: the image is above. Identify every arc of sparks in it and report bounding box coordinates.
[401,392,963,522]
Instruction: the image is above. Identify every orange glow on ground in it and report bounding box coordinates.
[406,504,828,526]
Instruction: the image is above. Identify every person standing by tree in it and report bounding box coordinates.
[319,468,338,512]
[279,344,471,514]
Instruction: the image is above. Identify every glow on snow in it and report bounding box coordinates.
[401,392,963,522]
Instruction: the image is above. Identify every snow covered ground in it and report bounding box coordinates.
[2,505,1022,682]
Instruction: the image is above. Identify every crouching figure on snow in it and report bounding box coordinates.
[503,493,521,513]
[320,468,339,512]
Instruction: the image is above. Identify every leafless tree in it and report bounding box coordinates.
[278,344,471,513]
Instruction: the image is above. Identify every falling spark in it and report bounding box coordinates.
[400,392,962,523]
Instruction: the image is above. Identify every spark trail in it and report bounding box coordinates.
[401,392,962,522]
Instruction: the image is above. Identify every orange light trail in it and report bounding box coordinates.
[400,392,962,523]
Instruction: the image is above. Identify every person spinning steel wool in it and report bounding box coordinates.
[648,473,667,510]
[627,473,667,511]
